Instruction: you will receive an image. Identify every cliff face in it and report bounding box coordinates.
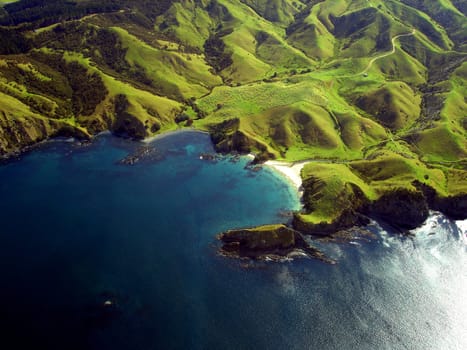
[413,181,467,220]
[430,194,467,221]
[0,114,51,154]
[293,184,466,236]
[0,111,91,155]
[363,189,430,230]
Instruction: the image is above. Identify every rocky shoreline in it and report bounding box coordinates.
[1,130,465,265]
[293,185,467,235]
[217,188,467,264]
[218,224,336,264]
[218,167,466,264]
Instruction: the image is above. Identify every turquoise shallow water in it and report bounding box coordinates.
[0,131,465,350]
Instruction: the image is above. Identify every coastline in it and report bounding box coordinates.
[2,128,465,234]
[264,160,309,198]
[146,129,308,203]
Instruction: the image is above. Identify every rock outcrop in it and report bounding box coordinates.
[293,182,464,236]
[209,118,276,161]
[0,113,91,156]
[218,224,335,263]
[117,145,165,165]
[413,180,467,220]
[431,194,467,220]
[362,189,430,230]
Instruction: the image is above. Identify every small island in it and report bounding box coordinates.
[218,224,335,264]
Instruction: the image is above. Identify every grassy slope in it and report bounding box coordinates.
[413,62,467,162]
[111,26,222,99]
[297,162,377,224]
[60,51,183,133]
[215,0,315,82]
[154,1,213,49]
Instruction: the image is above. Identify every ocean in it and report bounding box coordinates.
[0,131,465,349]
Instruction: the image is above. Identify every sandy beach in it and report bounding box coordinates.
[264,160,309,194]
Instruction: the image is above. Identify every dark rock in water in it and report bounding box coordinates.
[218,224,335,264]
[250,165,262,172]
[228,154,241,163]
[277,210,295,219]
[364,188,429,231]
[72,140,92,149]
[244,162,262,172]
[118,145,164,165]
[199,153,220,162]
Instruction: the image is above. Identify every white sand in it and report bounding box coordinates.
[264,160,309,193]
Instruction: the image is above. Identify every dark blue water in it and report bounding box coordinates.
[0,131,465,350]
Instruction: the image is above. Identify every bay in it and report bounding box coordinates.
[0,131,465,350]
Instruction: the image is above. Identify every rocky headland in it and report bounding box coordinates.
[218,224,335,264]
[220,160,466,263]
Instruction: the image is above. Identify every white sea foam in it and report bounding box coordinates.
[275,266,297,296]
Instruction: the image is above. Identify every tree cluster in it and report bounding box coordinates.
[30,52,108,117]
[0,0,174,28]
[203,33,233,73]
[0,28,31,54]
